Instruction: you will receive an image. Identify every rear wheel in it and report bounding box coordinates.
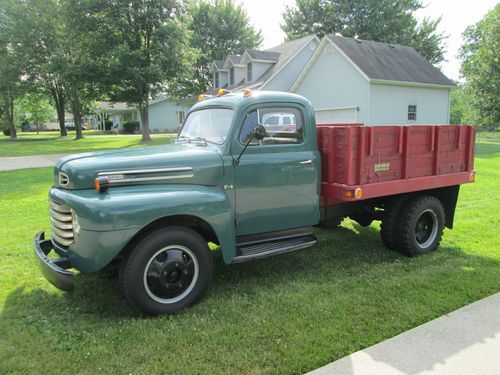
[120,227,213,316]
[397,196,445,256]
[380,197,410,251]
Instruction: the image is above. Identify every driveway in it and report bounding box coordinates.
[0,154,69,171]
[307,292,500,375]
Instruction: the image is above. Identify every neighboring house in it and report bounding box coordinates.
[211,35,455,125]
[209,35,321,93]
[292,36,456,125]
[96,99,190,132]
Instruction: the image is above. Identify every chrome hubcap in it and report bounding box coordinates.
[143,245,199,304]
[415,209,438,249]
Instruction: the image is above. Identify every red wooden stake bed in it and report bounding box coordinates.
[317,124,476,203]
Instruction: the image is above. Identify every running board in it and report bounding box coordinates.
[232,230,317,263]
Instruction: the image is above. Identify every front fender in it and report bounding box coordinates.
[50,185,236,271]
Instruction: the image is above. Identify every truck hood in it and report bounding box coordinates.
[54,142,224,190]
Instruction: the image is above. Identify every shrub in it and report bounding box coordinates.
[123,120,140,134]
[3,128,11,136]
[104,120,113,131]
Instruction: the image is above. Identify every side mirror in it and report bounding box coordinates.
[253,124,267,140]
[234,124,268,165]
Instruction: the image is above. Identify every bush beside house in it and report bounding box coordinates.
[122,120,140,134]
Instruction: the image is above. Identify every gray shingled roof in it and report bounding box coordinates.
[213,60,224,70]
[327,35,455,87]
[226,54,242,65]
[250,35,317,87]
[246,49,280,61]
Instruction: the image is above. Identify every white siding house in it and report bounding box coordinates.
[97,99,190,133]
[209,35,321,93]
[292,36,455,125]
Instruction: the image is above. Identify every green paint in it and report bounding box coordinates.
[46,92,321,270]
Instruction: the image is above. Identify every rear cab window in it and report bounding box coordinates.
[239,107,304,145]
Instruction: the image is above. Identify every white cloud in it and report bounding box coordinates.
[238,0,498,81]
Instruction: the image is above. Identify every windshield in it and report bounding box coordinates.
[178,108,234,145]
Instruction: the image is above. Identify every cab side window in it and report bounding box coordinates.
[239,107,304,145]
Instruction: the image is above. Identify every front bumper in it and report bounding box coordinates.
[33,231,74,292]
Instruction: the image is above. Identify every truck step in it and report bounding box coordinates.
[232,229,317,263]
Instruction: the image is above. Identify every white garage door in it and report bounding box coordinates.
[315,108,358,124]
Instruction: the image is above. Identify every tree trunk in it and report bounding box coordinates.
[139,103,151,143]
[4,93,17,139]
[50,87,67,137]
[70,96,83,140]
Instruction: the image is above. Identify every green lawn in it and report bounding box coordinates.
[0,141,499,374]
[0,134,175,157]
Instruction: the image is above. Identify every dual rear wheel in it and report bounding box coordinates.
[381,195,445,256]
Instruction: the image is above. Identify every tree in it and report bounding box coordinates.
[4,0,69,137]
[0,5,25,139]
[14,93,53,132]
[449,84,474,125]
[282,0,446,64]
[459,4,499,131]
[70,0,192,143]
[186,0,263,95]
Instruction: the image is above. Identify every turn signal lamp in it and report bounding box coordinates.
[354,188,363,199]
[344,191,353,198]
[469,171,475,182]
[243,89,253,97]
[94,176,110,193]
[217,88,230,96]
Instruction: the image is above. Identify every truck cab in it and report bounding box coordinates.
[34,91,475,316]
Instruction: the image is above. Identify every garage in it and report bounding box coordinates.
[314,107,358,124]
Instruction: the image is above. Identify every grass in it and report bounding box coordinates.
[476,131,500,141]
[0,134,175,157]
[0,141,499,374]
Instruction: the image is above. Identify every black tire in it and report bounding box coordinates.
[380,197,411,251]
[396,196,445,256]
[120,226,213,316]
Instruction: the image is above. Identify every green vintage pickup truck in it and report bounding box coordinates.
[34,90,475,315]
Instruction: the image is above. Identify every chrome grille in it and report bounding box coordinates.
[49,200,74,247]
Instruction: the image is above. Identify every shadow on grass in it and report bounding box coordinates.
[1,223,499,374]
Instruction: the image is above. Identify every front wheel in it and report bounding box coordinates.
[120,227,213,316]
[397,196,445,256]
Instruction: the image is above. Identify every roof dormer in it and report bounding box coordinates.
[223,55,245,87]
[210,60,229,89]
[240,50,280,83]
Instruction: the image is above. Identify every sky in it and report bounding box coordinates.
[237,0,498,81]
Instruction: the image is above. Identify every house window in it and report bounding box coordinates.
[408,105,417,121]
[214,72,219,88]
[178,111,185,125]
[247,63,252,81]
[230,67,234,85]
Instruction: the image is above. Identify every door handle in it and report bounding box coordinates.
[299,159,313,165]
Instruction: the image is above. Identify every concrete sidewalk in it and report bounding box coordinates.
[0,154,69,171]
[307,292,500,375]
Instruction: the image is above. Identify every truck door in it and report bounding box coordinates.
[233,105,320,236]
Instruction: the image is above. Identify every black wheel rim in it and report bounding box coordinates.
[414,209,438,248]
[143,245,199,303]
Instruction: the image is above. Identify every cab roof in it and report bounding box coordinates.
[190,91,312,112]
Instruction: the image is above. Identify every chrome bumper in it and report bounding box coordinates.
[33,231,74,292]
